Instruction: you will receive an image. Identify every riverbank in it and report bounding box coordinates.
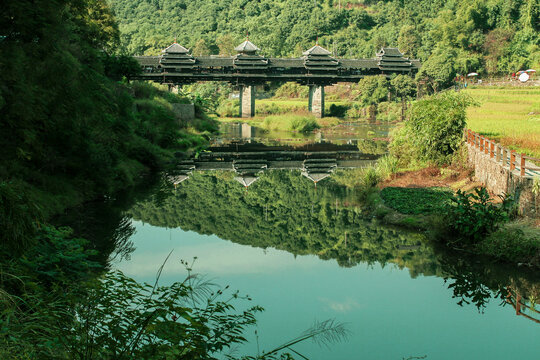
[363,165,540,268]
[1,81,218,254]
[337,89,540,269]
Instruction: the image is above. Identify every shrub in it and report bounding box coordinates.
[376,102,401,122]
[0,181,41,252]
[357,139,388,155]
[444,187,513,244]
[328,104,349,117]
[390,91,476,165]
[345,104,367,120]
[255,102,305,116]
[216,99,239,117]
[290,116,320,132]
[478,221,540,266]
[274,82,309,98]
[361,165,381,188]
[261,115,320,133]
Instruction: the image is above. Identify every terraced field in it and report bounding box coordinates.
[465,86,540,158]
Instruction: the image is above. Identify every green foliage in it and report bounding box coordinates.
[416,47,457,92]
[19,226,101,289]
[216,99,240,117]
[357,139,388,155]
[0,225,101,359]
[274,83,310,98]
[333,155,396,196]
[101,53,141,81]
[110,0,539,77]
[328,103,348,117]
[262,115,320,133]
[256,102,306,116]
[478,221,540,266]
[380,187,453,215]
[376,102,401,122]
[390,75,417,100]
[65,269,261,359]
[355,76,390,106]
[0,0,216,254]
[445,188,513,244]
[0,181,41,252]
[376,155,399,180]
[183,82,232,113]
[390,91,475,165]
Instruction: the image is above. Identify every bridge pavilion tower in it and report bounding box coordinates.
[303,44,338,118]
[233,39,268,117]
[160,41,195,93]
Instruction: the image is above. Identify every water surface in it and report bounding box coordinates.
[115,168,539,359]
[74,123,540,359]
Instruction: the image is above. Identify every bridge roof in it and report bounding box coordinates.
[163,42,190,54]
[137,56,160,66]
[234,40,260,53]
[339,59,379,68]
[303,45,332,56]
[377,47,403,57]
[270,58,305,67]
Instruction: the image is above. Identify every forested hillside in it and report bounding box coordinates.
[0,0,216,251]
[110,0,539,78]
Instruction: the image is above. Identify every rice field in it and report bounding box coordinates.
[464,87,540,158]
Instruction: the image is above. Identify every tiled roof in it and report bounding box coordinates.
[234,40,260,53]
[303,45,332,56]
[163,42,190,54]
[376,47,403,57]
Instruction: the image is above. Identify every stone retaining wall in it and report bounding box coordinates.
[467,144,539,217]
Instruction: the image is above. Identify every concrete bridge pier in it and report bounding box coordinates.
[239,85,255,117]
[308,85,325,118]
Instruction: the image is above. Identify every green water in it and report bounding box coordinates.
[214,122,393,147]
[110,170,540,359]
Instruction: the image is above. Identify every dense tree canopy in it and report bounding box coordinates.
[0,0,215,250]
[110,0,539,76]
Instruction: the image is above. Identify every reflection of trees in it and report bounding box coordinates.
[433,246,540,317]
[54,178,160,267]
[129,171,436,271]
[128,171,540,319]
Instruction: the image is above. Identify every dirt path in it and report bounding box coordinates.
[381,166,481,192]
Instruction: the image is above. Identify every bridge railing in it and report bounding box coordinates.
[465,129,540,177]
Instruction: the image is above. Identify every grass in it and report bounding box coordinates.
[477,220,540,266]
[332,155,397,190]
[380,187,453,215]
[464,87,540,158]
[261,115,321,133]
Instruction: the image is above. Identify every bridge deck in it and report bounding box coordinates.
[133,55,420,84]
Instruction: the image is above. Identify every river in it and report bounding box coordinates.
[69,122,540,359]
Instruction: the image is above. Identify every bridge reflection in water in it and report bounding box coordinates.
[168,139,379,188]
